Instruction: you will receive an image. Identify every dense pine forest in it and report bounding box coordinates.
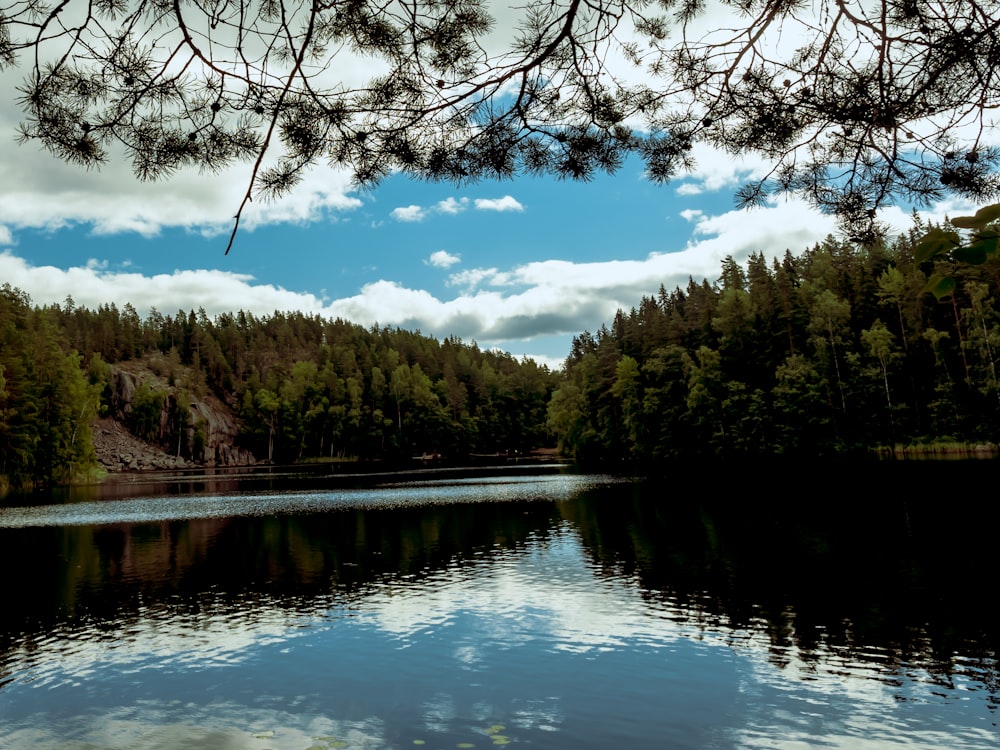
[5,216,1000,493]
[0,287,557,491]
[547,220,1000,462]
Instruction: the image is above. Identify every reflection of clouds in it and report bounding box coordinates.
[421,692,457,732]
[728,622,1000,750]
[356,527,1000,750]
[359,524,681,655]
[1,701,388,750]
[355,524,680,740]
[509,696,564,733]
[454,643,482,669]
[736,720,998,750]
[421,691,560,739]
[3,595,337,690]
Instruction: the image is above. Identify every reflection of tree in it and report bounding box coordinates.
[0,498,562,657]
[559,468,1000,700]
[3,471,998,708]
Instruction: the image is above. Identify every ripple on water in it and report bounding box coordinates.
[0,474,621,529]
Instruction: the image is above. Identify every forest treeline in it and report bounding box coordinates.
[0,286,557,490]
[5,215,1000,491]
[547,220,1000,461]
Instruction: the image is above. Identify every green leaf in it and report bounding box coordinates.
[953,243,988,265]
[923,274,957,299]
[914,228,961,262]
[973,203,1000,225]
[948,205,1000,230]
[968,234,1000,259]
[950,215,981,229]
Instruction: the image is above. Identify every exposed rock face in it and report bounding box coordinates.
[188,395,257,467]
[91,417,193,472]
[93,360,257,473]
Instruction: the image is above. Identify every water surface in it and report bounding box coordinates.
[0,466,996,749]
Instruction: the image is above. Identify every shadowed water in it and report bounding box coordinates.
[0,466,997,749]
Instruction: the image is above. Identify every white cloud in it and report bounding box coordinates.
[391,205,426,222]
[436,197,469,214]
[448,267,499,290]
[319,197,842,343]
[474,196,523,212]
[675,183,704,196]
[680,209,704,222]
[2,196,940,361]
[0,149,362,238]
[0,251,330,317]
[393,195,521,221]
[0,90,362,239]
[674,143,772,197]
[426,250,461,268]
[878,197,976,230]
[679,197,839,277]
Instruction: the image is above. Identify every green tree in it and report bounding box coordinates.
[33,349,99,484]
[546,383,589,457]
[172,389,192,458]
[255,388,281,462]
[639,345,690,460]
[961,280,1000,408]
[876,266,920,351]
[806,288,852,415]
[0,287,39,484]
[860,320,900,438]
[23,310,101,485]
[610,355,642,455]
[685,346,727,452]
[771,354,831,453]
[130,382,165,442]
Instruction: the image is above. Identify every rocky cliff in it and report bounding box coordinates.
[93,358,257,472]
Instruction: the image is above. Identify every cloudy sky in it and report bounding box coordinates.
[0,5,979,369]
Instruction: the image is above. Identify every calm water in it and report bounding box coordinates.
[0,465,997,749]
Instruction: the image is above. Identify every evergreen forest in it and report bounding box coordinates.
[0,288,556,491]
[547,221,1000,462]
[4,216,1000,493]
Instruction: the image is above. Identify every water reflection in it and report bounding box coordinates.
[0,469,997,749]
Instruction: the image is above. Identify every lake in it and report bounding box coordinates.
[0,464,997,749]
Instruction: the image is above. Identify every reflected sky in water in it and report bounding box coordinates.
[0,472,997,749]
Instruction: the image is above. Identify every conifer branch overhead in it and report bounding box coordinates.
[2,0,998,244]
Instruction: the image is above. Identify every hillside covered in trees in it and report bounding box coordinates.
[547,220,1000,462]
[6,215,1000,493]
[0,288,557,492]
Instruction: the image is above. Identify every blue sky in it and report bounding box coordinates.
[1,140,955,368]
[16,159,706,296]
